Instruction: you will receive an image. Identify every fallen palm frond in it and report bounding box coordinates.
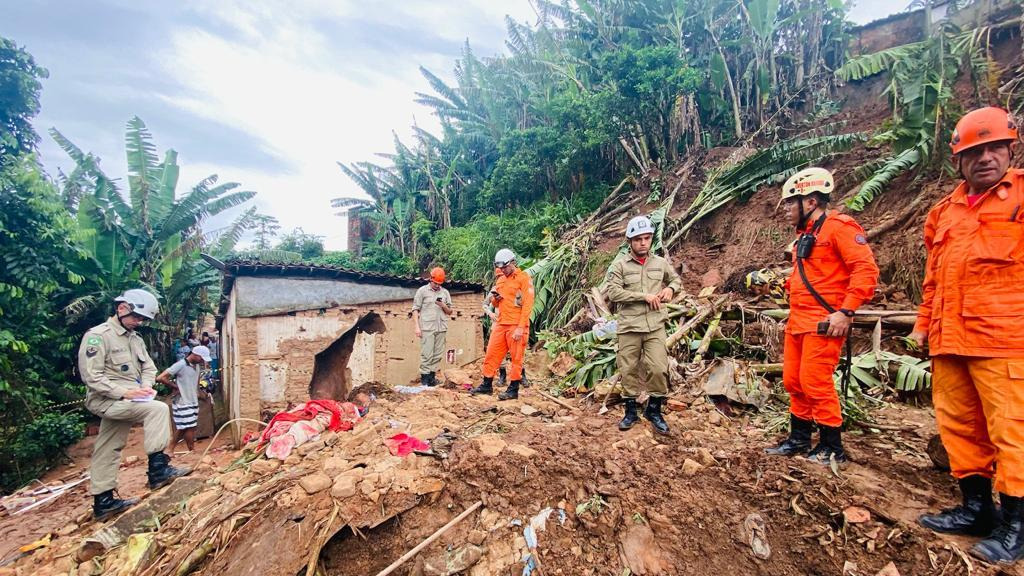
[836,19,1020,211]
[845,147,923,211]
[664,131,866,246]
[526,229,594,332]
[846,351,932,393]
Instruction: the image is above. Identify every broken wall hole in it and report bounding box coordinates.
[309,312,386,402]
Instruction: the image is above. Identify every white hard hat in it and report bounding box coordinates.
[114,289,160,319]
[494,248,516,267]
[190,345,212,362]
[625,215,655,239]
[781,167,834,202]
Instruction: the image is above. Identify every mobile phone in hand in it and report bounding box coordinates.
[816,321,830,335]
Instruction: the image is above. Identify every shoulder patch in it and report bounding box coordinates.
[86,335,102,346]
[854,234,868,245]
[86,346,98,358]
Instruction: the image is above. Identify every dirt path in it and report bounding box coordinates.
[0,427,236,564]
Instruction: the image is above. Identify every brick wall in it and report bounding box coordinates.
[233,291,484,425]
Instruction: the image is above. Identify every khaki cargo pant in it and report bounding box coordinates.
[89,400,171,494]
[419,330,448,375]
[616,327,669,398]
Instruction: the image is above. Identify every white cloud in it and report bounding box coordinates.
[155,1,535,250]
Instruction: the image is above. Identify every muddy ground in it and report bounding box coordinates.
[1,362,1021,576]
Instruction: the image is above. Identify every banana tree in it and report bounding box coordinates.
[52,117,256,347]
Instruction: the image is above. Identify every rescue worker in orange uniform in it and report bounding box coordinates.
[912,107,1024,565]
[766,167,879,464]
[472,248,534,400]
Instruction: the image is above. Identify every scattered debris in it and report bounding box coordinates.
[843,506,872,524]
[740,513,771,560]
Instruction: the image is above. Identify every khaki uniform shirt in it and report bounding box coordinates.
[604,253,682,333]
[78,316,158,414]
[413,285,453,332]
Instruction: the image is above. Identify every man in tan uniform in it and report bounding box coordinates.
[79,289,189,519]
[604,215,682,434]
[412,267,453,386]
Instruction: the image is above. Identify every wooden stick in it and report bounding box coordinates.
[373,500,483,576]
[755,308,917,328]
[666,296,728,350]
[537,390,581,412]
[13,477,88,515]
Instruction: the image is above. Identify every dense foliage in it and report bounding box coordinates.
[334,0,849,280]
[0,37,259,490]
[0,38,86,488]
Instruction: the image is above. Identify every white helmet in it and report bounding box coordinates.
[494,248,516,268]
[625,215,655,239]
[114,289,160,319]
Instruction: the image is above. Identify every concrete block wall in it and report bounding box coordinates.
[233,291,484,425]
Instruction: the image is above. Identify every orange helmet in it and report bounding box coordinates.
[950,107,1018,155]
[430,267,446,283]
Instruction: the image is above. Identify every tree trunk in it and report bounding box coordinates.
[712,33,744,140]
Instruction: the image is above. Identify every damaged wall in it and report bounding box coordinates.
[221,274,484,435]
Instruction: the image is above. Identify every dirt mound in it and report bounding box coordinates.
[3,368,1019,576]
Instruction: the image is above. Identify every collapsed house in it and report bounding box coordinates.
[214,260,485,441]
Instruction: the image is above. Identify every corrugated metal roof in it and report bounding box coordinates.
[222,260,484,291]
[214,259,484,327]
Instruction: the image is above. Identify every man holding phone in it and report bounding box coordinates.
[603,215,681,434]
[413,267,453,387]
[472,248,534,400]
[766,167,878,464]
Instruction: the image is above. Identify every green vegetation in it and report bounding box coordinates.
[2,1,1019,490]
[336,0,851,328]
[1,38,86,488]
[0,38,260,490]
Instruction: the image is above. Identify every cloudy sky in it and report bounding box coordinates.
[2,0,901,250]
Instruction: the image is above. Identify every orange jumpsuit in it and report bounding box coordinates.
[482,266,534,381]
[784,210,879,427]
[915,168,1024,495]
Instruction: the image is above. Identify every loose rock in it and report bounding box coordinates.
[681,458,703,476]
[250,458,281,476]
[299,472,331,494]
[331,475,358,498]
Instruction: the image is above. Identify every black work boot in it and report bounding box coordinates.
[420,373,433,386]
[643,396,670,435]
[521,367,529,388]
[920,475,998,535]
[807,424,847,464]
[471,377,494,395]
[765,415,814,456]
[497,367,507,388]
[972,494,1024,564]
[427,373,438,387]
[498,380,520,401]
[619,398,639,431]
[93,490,139,520]
[147,451,191,490]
